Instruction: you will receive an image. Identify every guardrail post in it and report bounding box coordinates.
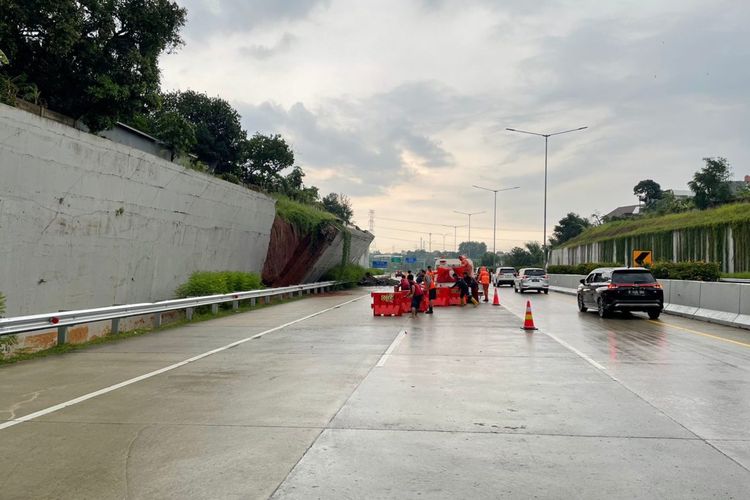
[111,318,120,335]
[153,312,162,328]
[186,307,194,321]
[264,296,270,305]
[250,298,256,307]
[57,326,67,345]
[232,300,239,311]
[211,304,219,315]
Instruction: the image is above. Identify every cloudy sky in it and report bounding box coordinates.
[160,0,750,253]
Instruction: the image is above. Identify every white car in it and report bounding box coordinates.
[493,267,517,287]
[513,268,549,294]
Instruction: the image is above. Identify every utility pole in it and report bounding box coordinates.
[472,185,519,267]
[507,126,587,269]
[428,233,432,253]
[453,210,484,259]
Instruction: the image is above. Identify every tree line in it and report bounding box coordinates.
[0,1,353,223]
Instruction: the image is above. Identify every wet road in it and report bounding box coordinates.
[1,287,749,499]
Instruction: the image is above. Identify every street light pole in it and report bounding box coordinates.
[472,184,520,267]
[453,210,484,259]
[506,126,587,269]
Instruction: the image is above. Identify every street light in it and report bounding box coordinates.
[506,126,587,268]
[453,210,485,259]
[439,224,465,253]
[472,185,520,267]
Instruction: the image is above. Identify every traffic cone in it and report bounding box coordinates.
[521,300,538,331]
[492,288,500,306]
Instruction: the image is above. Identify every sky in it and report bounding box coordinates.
[160,0,750,253]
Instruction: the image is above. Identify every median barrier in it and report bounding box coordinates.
[735,286,750,328]
[695,281,741,326]
[664,280,701,318]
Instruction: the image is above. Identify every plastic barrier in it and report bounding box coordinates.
[432,287,462,306]
[371,291,406,316]
[399,291,429,313]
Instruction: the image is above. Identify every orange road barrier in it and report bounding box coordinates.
[371,291,406,316]
[521,300,538,331]
[492,288,500,306]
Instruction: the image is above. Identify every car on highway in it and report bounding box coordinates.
[513,268,549,294]
[577,267,664,319]
[493,266,517,287]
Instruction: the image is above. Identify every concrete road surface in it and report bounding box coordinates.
[1,287,749,499]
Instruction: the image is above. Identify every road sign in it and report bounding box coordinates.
[371,260,388,269]
[405,256,417,264]
[632,250,652,267]
[390,257,402,263]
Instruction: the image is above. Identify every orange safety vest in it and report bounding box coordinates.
[427,270,437,289]
[479,269,490,285]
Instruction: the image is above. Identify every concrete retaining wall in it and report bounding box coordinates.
[0,103,277,316]
[549,274,750,330]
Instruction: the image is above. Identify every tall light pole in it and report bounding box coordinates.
[506,126,587,268]
[439,224,464,253]
[453,210,484,259]
[472,185,520,267]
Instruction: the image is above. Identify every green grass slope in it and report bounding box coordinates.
[561,203,750,248]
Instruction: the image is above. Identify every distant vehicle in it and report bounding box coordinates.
[493,267,517,287]
[513,268,549,294]
[577,267,664,319]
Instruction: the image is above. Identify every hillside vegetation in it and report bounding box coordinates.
[561,202,750,248]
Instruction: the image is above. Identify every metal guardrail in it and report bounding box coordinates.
[0,281,339,342]
[720,278,750,284]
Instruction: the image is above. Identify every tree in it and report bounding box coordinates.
[242,133,295,189]
[689,157,733,209]
[0,0,186,132]
[458,241,487,260]
[633,179,663,208]
[550,213,591,246]
[504,242,544,268]
[322,193,353,223]
[154,111,196,161]
[159,90,247,175]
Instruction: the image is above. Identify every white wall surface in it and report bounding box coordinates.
[0,104,276,315]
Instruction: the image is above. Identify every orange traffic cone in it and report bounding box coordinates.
[492,288,500,306]
[521,300,538,331]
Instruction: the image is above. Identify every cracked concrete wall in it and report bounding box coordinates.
[0,104,276,316]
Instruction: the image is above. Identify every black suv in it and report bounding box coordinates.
[577,267,664,319]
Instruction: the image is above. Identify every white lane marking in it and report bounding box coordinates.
[501,302,610,375]
[377,330,407,367]
[0,294,368,432]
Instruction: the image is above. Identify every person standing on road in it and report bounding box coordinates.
[407,274,424,318]
[479,266,490,302]
[424,265,436,314]
[465,272,480,305]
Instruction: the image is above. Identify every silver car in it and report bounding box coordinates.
[493,267,517,287]
[513,268,549,294]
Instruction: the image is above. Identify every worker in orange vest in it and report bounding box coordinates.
[425,265,437,314]
[479,266,491,302]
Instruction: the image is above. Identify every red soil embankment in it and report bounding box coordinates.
[261,216,339,286]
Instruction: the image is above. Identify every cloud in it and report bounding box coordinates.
[177,0,331,38]
[236,80,481,195]
[239,33,297,60]
[160,0,750,251]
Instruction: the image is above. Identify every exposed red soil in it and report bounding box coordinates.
[261,216,339,286]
